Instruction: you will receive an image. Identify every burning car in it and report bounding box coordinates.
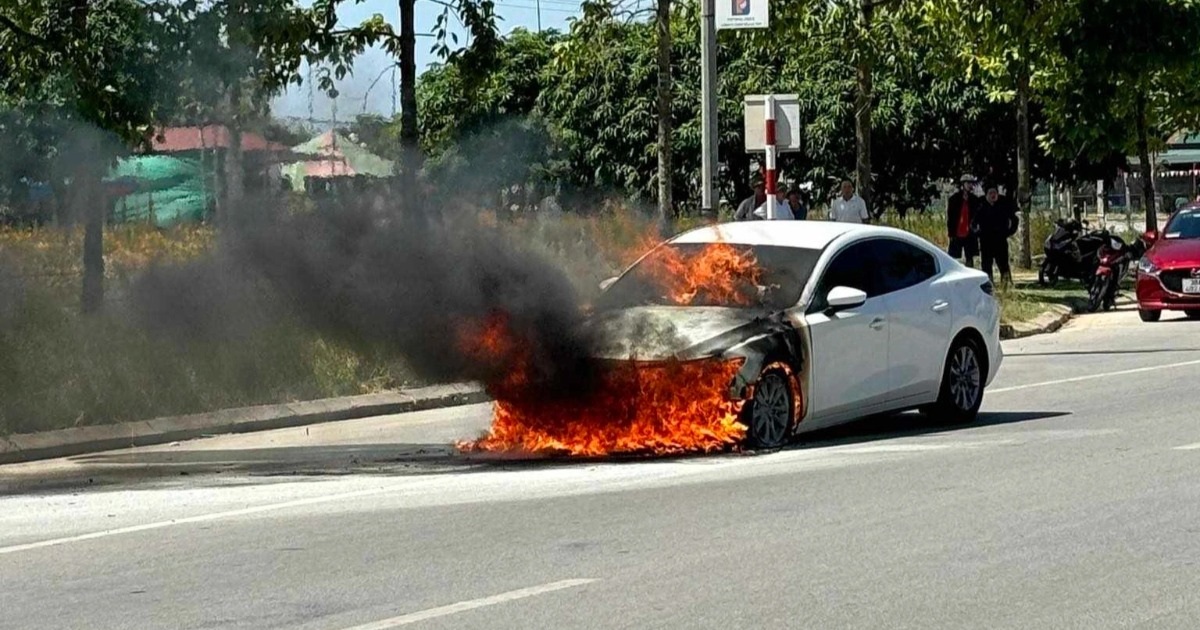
[463,221,1002,457]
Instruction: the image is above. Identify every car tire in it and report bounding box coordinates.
[926,338,985,425]
[742,369,794,450]
[1139,309,1162,322]
[1186,310,1200,320]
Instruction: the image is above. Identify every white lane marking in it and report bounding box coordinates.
[990,359,1200,395]
[339,579,598,629]
[1173,443,1200,451]
[0,484,422,556]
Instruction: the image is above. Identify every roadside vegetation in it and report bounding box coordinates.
[1,207,1077,436]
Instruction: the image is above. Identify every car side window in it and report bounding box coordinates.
[811,241,880,311]
[876,239,937,295]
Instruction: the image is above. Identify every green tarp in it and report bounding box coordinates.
[106,155,211,226]
[282,132,395,192]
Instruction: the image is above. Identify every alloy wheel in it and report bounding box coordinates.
[751,373,791,447]
[948,346,981,411]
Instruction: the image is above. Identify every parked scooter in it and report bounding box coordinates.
[1087,229,1149,312]
[1039,218,1107,286]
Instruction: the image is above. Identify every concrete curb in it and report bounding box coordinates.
[0,383,488,465]
[1000,296,1135,340]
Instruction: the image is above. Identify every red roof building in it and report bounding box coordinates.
[150,125,288,154]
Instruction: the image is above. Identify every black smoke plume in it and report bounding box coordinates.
[125,194,602,399]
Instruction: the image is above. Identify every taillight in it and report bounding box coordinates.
[980,281,994,296]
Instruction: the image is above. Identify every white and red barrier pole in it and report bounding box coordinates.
[764,95,778,219]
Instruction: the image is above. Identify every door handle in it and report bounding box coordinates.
[932,300,949,313]
[869,317,886,330]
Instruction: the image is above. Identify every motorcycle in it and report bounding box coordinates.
[1087,229,1148,312]
[1039,218,1107,286]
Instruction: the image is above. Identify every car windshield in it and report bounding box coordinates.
[595,243,822,311]
[1163,211,1200,239]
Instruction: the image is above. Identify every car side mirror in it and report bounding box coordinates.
[599,277,618,291]
[1143,229,1159,244]
[825,286,867,315]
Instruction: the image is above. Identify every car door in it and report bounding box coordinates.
[804,240,892,426]
[875,239,951,403]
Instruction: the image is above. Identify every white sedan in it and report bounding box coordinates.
[591,220,1003,448]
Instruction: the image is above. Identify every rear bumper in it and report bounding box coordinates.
[985,304,1003,387]
[1136,272,1200,311]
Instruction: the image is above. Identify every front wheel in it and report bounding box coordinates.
[741,369,794,450]
[1140,309,1162,322]
[1038,262,1058,287]
[1087,276,1107,313]
[925,338,985,425]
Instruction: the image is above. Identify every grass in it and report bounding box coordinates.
[0,223,416,436]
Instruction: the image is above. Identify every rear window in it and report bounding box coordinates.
[596,243,822,311]
[1164,211,1200,240]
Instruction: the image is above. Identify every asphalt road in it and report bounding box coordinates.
[4,306,1200,629]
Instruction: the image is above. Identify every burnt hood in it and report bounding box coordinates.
[585,306,776,361]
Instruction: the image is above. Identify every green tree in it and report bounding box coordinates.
[1,0,176,311]
[923,0,1075,267]
[1038,0,1200,231]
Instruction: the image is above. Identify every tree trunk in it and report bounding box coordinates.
[655,0,673,231]
[1015,70,1033,268]
[226,121,245,213]
[81,179,105,314]
[1136,93,1157,232]
[71,0,104,313]
[399,0,421,209]
[854,0,874,216]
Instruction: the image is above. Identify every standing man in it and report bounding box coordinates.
[753,187,792,220]
[947,174,980,268]
[829,180,870,223]
[734,176,767,221]
[977,182,1020,284]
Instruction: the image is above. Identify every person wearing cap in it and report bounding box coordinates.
[977,181,1020,284]
[947,175,980,267]
[734,177,768,221]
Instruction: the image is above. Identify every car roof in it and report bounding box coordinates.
[669,221,914,250]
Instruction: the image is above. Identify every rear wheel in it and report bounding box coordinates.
[926,338,985,425]
[1139,309,1162,322]
[1186,310,1200,320]
[742,369,793,450]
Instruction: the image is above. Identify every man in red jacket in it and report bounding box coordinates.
[946,175,980,268]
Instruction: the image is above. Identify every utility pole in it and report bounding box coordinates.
[536,0,542,31]
[699,0,718,218]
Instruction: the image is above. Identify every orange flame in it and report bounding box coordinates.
[456,311,748,457]
[638,241,763,307]
[456,236,764,457]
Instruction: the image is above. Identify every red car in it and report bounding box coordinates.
[1137,205,1200,322]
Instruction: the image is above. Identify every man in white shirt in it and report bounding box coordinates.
[752,188,793,220]
[828,180,870,223]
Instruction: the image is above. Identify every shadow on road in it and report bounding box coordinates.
[792,410,1072,449]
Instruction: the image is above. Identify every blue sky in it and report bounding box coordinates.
[272,0,582,122]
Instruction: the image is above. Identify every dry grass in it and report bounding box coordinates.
[0,223,413,435]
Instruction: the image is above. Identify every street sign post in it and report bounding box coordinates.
[717,0,769,29]
[743,94,801,152]
[744,94,800,220]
